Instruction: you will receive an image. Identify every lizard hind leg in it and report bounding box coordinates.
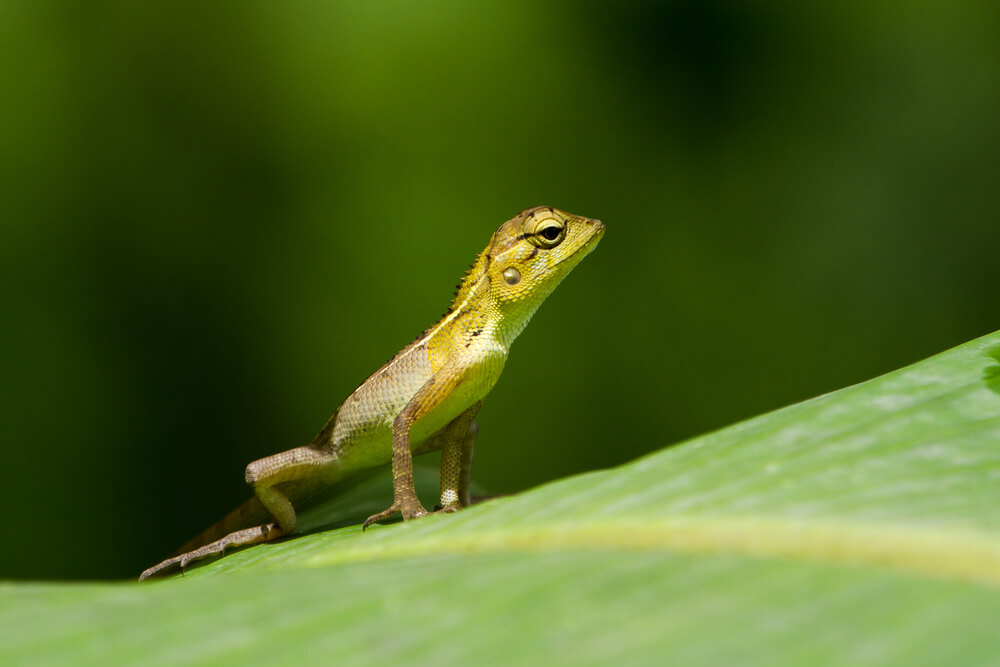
[244,445,341,534]
[139,445,339,581]
[138,523,285,581]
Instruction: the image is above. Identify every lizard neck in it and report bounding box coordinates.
[431,240,566,355]
[449,279,544,352]
[424,272,537,367]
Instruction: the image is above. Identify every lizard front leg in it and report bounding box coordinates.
[438,403,480,511]
[363,368,472,529]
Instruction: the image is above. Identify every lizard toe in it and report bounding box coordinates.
[363,504,400,530]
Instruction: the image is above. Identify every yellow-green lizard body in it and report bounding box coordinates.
[140,206,604,580]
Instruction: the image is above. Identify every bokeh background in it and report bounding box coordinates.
[2,1,998,580]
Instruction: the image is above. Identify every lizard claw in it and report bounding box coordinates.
[362,502,429,530]
[362,505,398,530]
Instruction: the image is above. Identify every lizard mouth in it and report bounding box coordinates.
[566,218,605,260]
[590,219,606,240]
[545,220,603,276]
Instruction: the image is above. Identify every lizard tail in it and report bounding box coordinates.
[172,496,271,556]
[171,477,330,556]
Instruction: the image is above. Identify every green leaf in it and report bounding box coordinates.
[3,333,1000,666]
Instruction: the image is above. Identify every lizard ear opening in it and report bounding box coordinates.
[502,267,522,285]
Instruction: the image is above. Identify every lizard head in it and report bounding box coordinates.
[444,206,603,346]
[441,206,603,345]
[484,206,604,308]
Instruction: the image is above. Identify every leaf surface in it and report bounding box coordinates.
[3,334,1000,666]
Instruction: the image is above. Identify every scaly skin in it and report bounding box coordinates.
[140,206,604,580]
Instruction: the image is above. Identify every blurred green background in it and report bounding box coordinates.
[1,1,998,580]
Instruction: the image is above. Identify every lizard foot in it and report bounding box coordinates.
[138,523,285,581]
[362,502,429,530]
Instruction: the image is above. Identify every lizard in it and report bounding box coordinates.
[139,206,604,580]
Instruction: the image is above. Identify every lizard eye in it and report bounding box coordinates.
[532,224,566,248]
[540,226,561,241]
